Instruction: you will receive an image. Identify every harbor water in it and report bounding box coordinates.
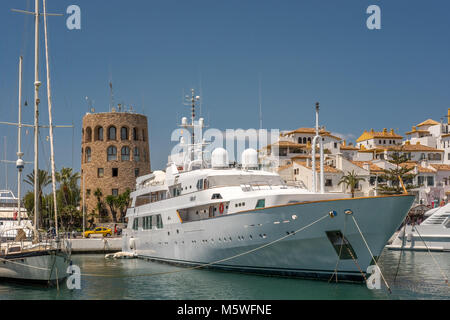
[0,249,448,300]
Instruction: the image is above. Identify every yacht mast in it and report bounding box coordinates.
[43,0,59,235]
[17,56,24,224]
[33,0,41,231]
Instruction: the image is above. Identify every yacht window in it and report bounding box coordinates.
[143,216,153,230]
[255,199,265,209]
[197,179,204,190]
[132,218,139,231]
[135,193,151,207]
[156,214,163,229]
[211,193,223,200]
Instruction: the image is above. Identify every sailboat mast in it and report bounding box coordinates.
[17,56,23,224]
[43,0,59,235]
[33,0,41,231]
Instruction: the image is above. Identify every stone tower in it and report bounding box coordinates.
[81,111,151,222]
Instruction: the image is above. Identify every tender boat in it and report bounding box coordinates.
[387,203,450,252]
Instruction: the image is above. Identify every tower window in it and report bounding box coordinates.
[96,127,103,141]
[133,128,138,141]
[112,168,118,177]
[85,147,92,163]
[85,127,92,142]
[121,146,130,161]
[108,126,116,141]
[107,146,117,161]
[121,127,129,140]
[135,168,140,177]
[134,147,140,161]
[97,168,104,178]
[112,189,119,196]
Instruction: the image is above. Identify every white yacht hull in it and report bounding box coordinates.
[123,195,414,282]
[0,250,70,284]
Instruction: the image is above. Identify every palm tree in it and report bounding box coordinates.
[93,188,107,222]
[23,169,52,225]
[105,195,118,222]
[338,170,366,198]
[116,189,131,222]
[55,167,80,206]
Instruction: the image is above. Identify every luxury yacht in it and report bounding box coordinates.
[121,94,415,282]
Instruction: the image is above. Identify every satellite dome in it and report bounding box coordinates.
[241,148,258,169]
[211,148,229,169]
[16,159,24,170]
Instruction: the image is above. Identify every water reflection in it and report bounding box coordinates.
[0,250,448,300]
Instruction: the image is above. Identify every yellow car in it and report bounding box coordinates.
[84,227,112,238]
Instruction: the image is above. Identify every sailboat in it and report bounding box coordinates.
[0,0,71,285]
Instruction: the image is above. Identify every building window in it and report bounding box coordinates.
[134,147,140,161]
[112,189,119,196]
[121,146,130,161]
[97,168,104,178]
[107,146,117,161]
[96,127,103,141]
[121,127,129,140]
[112,168,118,177]
[85,127,92,142]
[85,147,92,163]
[325,179,333,187]
[108,126,116,140]
[133,128,138,141]
[418,176,425,186]
[427,176,434,186]
[86,189,91,196]
[135,168,140,177]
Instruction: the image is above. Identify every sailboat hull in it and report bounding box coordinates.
[0,250,70,285]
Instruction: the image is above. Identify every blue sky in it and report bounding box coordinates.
[0,0,449,194]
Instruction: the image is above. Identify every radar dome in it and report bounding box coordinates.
[211,148,229,169]
[241,148,258,169]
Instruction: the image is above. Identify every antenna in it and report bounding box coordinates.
[109,81,114,112]
[182,89,201,161]
[85,96,95,113]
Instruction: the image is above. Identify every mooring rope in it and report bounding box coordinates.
[393,216,409,282]
[82,214,331,278]
[413,227,449,286]
[351,215,392,293]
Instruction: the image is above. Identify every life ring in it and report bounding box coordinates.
[219,203,224,214]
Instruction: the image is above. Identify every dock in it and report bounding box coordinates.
[68,237,122,254]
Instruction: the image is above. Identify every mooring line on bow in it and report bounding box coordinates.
[350,213,392,294]
[81,214,331,279]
